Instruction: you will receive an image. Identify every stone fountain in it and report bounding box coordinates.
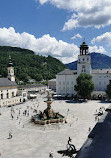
[31,92,65,125]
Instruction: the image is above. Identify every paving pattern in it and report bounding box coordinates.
[0,93,110,158]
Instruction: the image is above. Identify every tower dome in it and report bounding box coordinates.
[80,41,89,55]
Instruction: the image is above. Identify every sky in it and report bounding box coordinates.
[0,0,111,64]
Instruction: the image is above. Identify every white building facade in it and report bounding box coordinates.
[56,42,111,98]
[0,56,27,107]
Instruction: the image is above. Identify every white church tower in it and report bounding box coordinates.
[77,41,91,75]
[7,56,15,82]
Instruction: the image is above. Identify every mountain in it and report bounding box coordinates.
[0,46,66,82]
[66,53,111,70]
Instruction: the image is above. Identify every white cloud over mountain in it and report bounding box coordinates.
[89,46,106,54]
[91,32,111,45]
[0,27,106,63]
[36,0,111,31]
[0,27,79,63]
[71,34,82,40]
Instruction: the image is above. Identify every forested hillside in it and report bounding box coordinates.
[0,46,66,82]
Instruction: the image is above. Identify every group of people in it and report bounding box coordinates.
[9,96,40,139]
[94,106,105,121]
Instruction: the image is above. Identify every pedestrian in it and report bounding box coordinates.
[88,127,91,132]
[49,151,53,158]
[19,110,20,115]
[27,112,29,116]
[9,132,12,139]
[24,110,27,116]
[11,114,13,120]
[18,118,21,125]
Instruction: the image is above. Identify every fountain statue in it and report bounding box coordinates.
[31,91,65,125]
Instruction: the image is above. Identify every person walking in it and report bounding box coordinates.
[49,151,53,158]
[9,132,12,139]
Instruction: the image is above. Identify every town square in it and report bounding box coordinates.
[0,91,110,158]
[0,0,111,157]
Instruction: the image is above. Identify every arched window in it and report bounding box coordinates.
[7,93,9,99]
[12,92,14,97]
[1,93,3,99]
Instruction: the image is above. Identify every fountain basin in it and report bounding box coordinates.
[31,113,65,125]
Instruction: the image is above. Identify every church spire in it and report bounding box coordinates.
[8,55,13,67]
[7,56,15,82]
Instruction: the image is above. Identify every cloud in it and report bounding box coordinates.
[71,33,82,40]
[0,27,79,63]
[91,32,111,45]
[36,0,111,30]
[0,27,106,63]
[36,0,48,5]
[89,46,106,54]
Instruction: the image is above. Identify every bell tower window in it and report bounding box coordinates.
[79,41,89,56]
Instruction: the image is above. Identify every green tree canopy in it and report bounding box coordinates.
[19,73,29,82]
[34,74,43,81]
[106,80,111,99]
[0,46,66,83]
[74,73,94,100]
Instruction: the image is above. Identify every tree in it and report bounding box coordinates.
[19,73,29,82]
[74,73,94,100]
[34,74,43,81]
[106,80,111,99]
